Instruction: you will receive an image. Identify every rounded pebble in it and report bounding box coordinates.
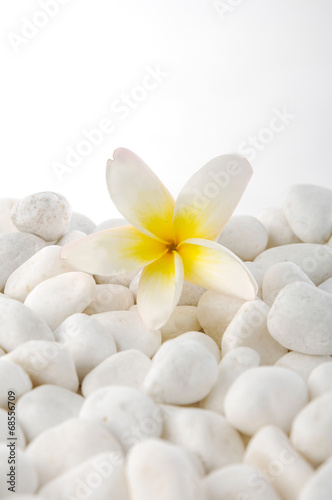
[275,351,332,381]
[299,457,332,500]
[0,360,32,408]
[172,331,220,363]
[160,305,201,341]
[84,283,134,314]
[56,229,86,245]
[308,362,332,398]
[0,198,18,233]
[259,206,301,247]
[68,211,96,234]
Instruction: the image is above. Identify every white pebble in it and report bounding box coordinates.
[224,366,308,435]
[93,217,129,232]
[0,360,32,408]
[0,296,54,352]
[318,277,332,293]
[162,407,244,472]
[200,347,260,414]
[4,340,79,391]
[126,439,205,500]
[54,313,117,381]
[11,191,71,241]
[160,306,201,341]
[244,425,313,500]
[4,245,76,302]
[24,271,96,330]
[26,417,123,486]
[0,198,18,233]
[283,184,332,243]
[275,352,332,381]
[0,232,46,290]
[308,362,332,398]
[197,291,245,345]
[0,445,38,496]
[93,310,161,357]
[259,206,301,247]
[0,408,26,448]
[262,261,315,306]
[143,339,218,405]
[17,385,84,442]
[299,457,332,500]
[217,215,268,261]
[80,385,162,451]
[84,284,134,314]
[172,331,220,363]
[291,391,332,466]
[222,300,287,364]
[268,282,332,355]
[95,270,138,287]
[82,349,151,397]
[68,211,96,234]
[56,229,86,245]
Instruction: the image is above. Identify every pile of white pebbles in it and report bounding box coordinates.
[0,185,332,500]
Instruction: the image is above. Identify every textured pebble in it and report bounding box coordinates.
[217,215,268,260]
[259,206,301,247]
[84,283,134,314]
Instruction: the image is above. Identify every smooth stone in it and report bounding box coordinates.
[262,261,315,306]
[0,296,54,352]
[0,198,18,233]
[275,352,332,381]
[244,425,314,500]
[0,360,32,408]
[24,271,96,330]
[318,277,332,293]
[143,339,218,404]
[203,463,281,500]
[197,291,245,345]
[26,417,123,486]
[217,215,268,261]
[172,331,220,363]
[80,386,162,451]
[0,445,38,496]
[178,280,206,306]
[56,229,86,245]
[308,362,332,398]
[224,366,308,435]
[283,184,332,243]
[82,349,152,397]
[4,245,76,302]
[126,439,205,500]
[54,313,117,381]
[299,457,332,500]
[17,385,84,442]
[93,310,161,357]
[4,340,79,391]
[268,282,332,355]
[0,407,26,448]
[84,284,134,314]
[39,451,128,500]
[259,206,301,247]
[160,306,201,341]
[93,217,129,232]
[0,232,46,290]
[254,243,332,285]
[200,347,260,414]
[95,269,139,287]
[222,300,287,365]
[244,261,265,298]
[11,191,71,241]
[162,407,244,473]
[290,391,332,466]
[68,211,96,234]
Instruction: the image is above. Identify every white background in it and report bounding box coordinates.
[1,0,332,224]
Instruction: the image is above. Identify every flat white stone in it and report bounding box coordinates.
[24,271,96,330]
[0,198,18,233]
[4,245,76,302]
[0,232,46,290]
[217,215,268,261]
[262,261,315,306]
[299,457,332,500]
[318,277,332,294]
[172,331,220,363]
[0,296,54,352]
[224,366,308,435]
[17,384,84,442]
[0,360,32,408]
[56,229,86,245]
[244,425,313,500]
[291,391,332,466]
[80,386,162,451]
[162,407,244,473]
[93,310,161,357]
[126,439,205,500]
[283,184,332,243]
[268,282,332,355]
[160,306,201,341]
[0,407,26,448]
[4,340,79,391]
[68,211,96,234]
[197,291,245,345]
[222,300,287,364]
[275,352,332,381]
[84,284,134,314]
[308,362,332,398]
[0,445,38,496]
[26,417,123,486]
[254,243,332,285]
[143,339,218,405]
[200,347,260,414]
[11,191,71,241]
[82,349,152,397]
[259,206,300,247]
[54,313,117,380]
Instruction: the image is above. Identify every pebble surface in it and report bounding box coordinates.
[0,183,331,499]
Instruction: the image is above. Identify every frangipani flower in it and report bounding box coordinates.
[60,148,258,329]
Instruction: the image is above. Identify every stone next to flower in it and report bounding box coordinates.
[60,148,258,329]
